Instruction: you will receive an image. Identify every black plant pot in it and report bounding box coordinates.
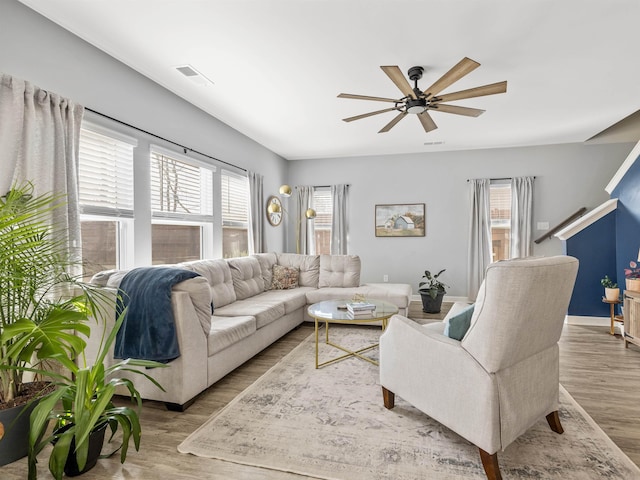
[61,422,107,477]
[0,399,41,466]
[420,291,445,314]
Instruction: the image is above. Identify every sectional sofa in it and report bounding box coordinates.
[87,253,412,410]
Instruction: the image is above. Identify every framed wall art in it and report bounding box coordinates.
[375,203,425,237]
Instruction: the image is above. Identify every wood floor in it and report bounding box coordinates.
[3,301,640,478]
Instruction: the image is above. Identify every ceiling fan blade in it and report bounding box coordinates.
[428,103,485,117]
[423,57,480,99]
[381,66,417,99]
[342,107,399,123]
[432,81,508,103]
[338,93,399,103]
[418,111,438,132]
[379,111,408,133]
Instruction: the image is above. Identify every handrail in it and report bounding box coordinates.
[534,207,588,244]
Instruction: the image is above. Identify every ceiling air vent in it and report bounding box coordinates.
[174,64,214,86]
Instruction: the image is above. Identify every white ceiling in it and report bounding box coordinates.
[19,0,640,160]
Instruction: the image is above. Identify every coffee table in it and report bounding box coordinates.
[307,299,399,368]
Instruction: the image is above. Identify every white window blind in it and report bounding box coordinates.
[78,127,135,217]
[313,188,332,229]
[221,170,249,227]
[150,150,213,219]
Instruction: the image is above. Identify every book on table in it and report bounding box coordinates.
[346,302,376,315]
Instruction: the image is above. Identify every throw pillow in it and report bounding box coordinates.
[443,303,475,341]
[271,265,299,290]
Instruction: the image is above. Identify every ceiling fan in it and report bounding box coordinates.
[338,57,507,133]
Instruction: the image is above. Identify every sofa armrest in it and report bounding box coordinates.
[84,288,209,407]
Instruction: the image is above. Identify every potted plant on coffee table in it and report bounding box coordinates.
[27,311,165,480]
[419,269,449,314]
[0,183,103,466]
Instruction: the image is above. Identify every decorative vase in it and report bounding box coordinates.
[420,291,445,314]
[626,279,640,292]
[61,422,107,477]
[605,287,620,302]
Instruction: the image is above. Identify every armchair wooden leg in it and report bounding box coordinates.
[546,410,564,434]
[479,449,502,480]
[382,387,395,409]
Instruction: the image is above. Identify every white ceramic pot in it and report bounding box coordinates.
[605,287,620,301]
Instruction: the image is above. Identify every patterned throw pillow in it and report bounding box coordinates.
[271,265,299,290]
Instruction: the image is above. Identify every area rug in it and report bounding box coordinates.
[178,326,640,479]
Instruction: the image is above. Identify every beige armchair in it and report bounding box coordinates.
[379,256,578,480]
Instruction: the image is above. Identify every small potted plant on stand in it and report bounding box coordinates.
[419,269,449,314]
[601,275,620,301]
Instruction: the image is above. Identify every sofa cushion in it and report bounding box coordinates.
[318,254,361,288]
[271,265,299,290]
[207,315,256,356]
[258,288,313,314]
[277,253,320,287]
[214,297,286,329]
[227,256,265,300]
[361,283,412,309]
[180,259,237,308]
[253,252,278,290]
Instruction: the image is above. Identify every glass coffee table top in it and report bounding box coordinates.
[307,299,399,368]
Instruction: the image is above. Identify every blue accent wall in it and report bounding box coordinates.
[612,158,640,286]
[566,211,617,316]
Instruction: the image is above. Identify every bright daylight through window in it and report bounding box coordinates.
[489,182,511,262]
[221,170,249,258]
[78,126,135,280]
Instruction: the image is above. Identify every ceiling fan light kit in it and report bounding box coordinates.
[338,57,507,133]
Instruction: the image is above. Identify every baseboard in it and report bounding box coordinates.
[565,315,610,327]
[411,294,469,303]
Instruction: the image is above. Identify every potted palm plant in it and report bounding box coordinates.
[0,183,102,465]
[419,269,449,314]
[27,311,165,479]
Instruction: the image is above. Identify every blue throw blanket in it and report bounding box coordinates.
[114,267,200,363]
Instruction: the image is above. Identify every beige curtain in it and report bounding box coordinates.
[247,170,265,254]
[510,176,534,258]
[295,185,315,254]
[467,178,492,300]
[331,184,349,255]
[0,73,84,262]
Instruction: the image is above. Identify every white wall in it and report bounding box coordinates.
[289,142,635,297]
[0,0,289,254]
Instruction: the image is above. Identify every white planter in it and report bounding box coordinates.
[605,287,620,301]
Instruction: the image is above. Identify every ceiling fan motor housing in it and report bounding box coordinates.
[406,98,427,114]
[408,66,424,81]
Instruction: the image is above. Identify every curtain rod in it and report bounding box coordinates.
[295,184,351,188]
[466,176,536,182]
[85,107,247,172]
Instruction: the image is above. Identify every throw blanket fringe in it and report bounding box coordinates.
[115,267,200,363]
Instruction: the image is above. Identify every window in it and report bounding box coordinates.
[150,148,214,264]
[221,170,249,258]
[489,182,511,262]
[313,188,332,255]
[78,125,135,280]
